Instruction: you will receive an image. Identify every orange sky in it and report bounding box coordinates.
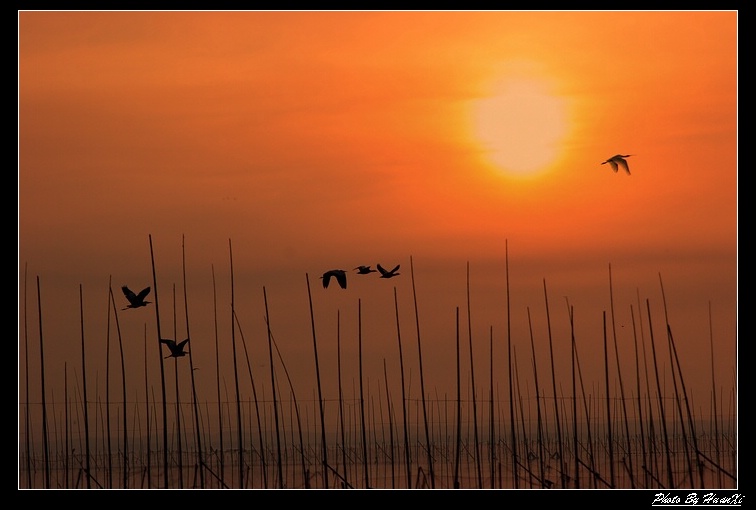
[18,11,737,460]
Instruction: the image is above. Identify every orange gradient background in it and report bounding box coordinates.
[19,10,737,466]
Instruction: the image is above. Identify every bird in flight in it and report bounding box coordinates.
[354,265,377,275]
[321,269,348,289]
[601,154,633,175]
[160,338,189,358]
[121,285,151,310]
[377,264,401,279]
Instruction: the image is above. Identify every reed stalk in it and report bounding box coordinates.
[227,239,244,487]
[708,302,722,487]
[182,235,205,488]
[602,311,615,487]
[36,276,51,488]
[393,286,412,488]
[23,264,32,488]
[512,347,529,487]
[410,256,435,488]
[305,272,329,488]
[637,289,660,486]
[466,262,483,488]
[630,303,649,488]
[370,387,378,483]
[337,310,349,488]
[141,327,152,488]
[64,364,70,488]
[662,304,703,486]
[168,284,184,488]
[105,280,113,488]
[383,359,396,488]
[526,307,547,488]
[658,275,697,487]
[503,242,519,488]
[211,265,224,487]
[78,285,92,488]
[542,279,564,487]
[95,392,102,484]
[488,326,496,488]
[273,365,305,490]
[147,234,170,488]
[233,310,267,487]
[358,299,370,488]
[646,298,675,488]
[263,286,283,487]
[608,264,635,487]
[108,283,129,488]
[567,303,579,488]
[453,307,461,489]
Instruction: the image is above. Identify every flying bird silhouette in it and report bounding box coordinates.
[354,265,377,275]
[321,269,348,289]
[121,285,151,310]
[601,154,633,175]
[377,264,401,279]
[160,338,189,358]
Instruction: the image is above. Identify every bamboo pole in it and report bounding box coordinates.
[646,298,675,489]
[337,310,349,488]
[505,243,518,488]
[78,285,92,488]
[410,256,435,488]
[708,302,722,487]
[168,284,184,488]
[305,273,329,488]
[393,286,412,488]
[263,286,283,488]
[148,234,170,488]
[36,276,51,488]
[465,262,483,488]
[630,303,649,488]
[543,279,564,487]
[211,265,224,487]
[661,274,706,487]
[105,279,114,488]
[383,359,396,489]
[602,311,615,487]
[358,299,370,488]
[182,235,205,488]
[264,330,310,489]
[23,263,32,488]
[567,303,579,488]
[143,328,151,488]
[608,264,635,487]
[65,364,70,488]
[227,239,244,488]
[453,307,461,489]
[109,283,129,488]
[565,297,600,487]
[233,310,267,487]
[488,326,496,488]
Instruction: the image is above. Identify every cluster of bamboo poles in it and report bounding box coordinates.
[19,236,737,489]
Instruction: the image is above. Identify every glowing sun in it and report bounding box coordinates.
[472,76,568,178]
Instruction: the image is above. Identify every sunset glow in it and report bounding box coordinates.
[18,11,737,491]
[471,71,568,177]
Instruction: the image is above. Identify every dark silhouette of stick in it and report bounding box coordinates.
[305,273,329,488]
[410,255,435,488]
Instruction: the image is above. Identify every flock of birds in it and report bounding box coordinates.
[321,264,400,290]
[120,153,626,358]
[120,264,401,358]
[121,285,188,358]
